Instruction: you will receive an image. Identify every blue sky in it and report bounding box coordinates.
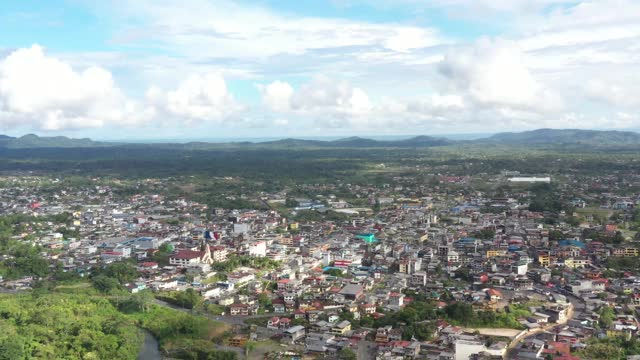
[0,0,638,140]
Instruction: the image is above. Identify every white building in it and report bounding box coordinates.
[508,177,551,183]
[249,241,266,257]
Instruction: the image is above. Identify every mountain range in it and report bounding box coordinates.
[2,129,640,149]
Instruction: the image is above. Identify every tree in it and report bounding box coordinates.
[324,268,344,277]
[454,267,473,282]
[285,198,299,208]
[0,337,24,360]
[598,306,615,328]
[338,348,357,360]
[158,243,173,253]
[472,229,495,240]
[92,275,120,293]
[96,262,138,284]
[444,302,474,325]
[244,341,256,357]
[132,290,154,313]
[175,288,203,310]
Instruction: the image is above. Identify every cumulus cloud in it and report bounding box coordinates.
[260,77,374,126]
[146,73,242,125]
[259,81,294,112]
[0,45,243,131]
[406,94,465,114]
[439,38,562,112]
[0,45,152,130]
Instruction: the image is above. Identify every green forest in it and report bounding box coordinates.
[0,288,236,360]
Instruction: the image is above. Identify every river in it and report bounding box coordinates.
[137,330,161,360]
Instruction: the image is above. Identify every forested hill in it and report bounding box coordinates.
[480,129,640,145]
[0,134,108,148]
[2,129,640,149]
[260,135,452,148]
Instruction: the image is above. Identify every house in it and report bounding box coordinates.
[564,258,590,269]
[283,325,306,343]
[229,303,250,316]
[267,317,280,330]
[126,282,146,293]
[283,292,296,305]
[486,289,503,301]
[514,278,534,290]
[279,317,291,329]
[360,303,376,315]
[376,326,393,343]
[330,320,351,335]
[210,246,228,262]
[229,335,248,347]
[544,306,568,323]
[389,341,421,358]
[277,279,298,292]
[305,332,336,353]
[389,292,405,308]
[273,299,286,313]
[229,303,258,316]
[411,271,427,286]
[338,284,364,300]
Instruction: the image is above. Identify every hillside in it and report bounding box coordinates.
[1,129,640,149]
[259,135,452,148]
[0,134,107,148]
[482,129,640,145]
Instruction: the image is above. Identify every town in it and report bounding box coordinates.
[1,170,639,360]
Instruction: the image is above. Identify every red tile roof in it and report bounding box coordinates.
[172,250,205,260]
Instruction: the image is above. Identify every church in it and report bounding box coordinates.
[169,239,213,266]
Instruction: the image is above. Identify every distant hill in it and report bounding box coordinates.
[1,129,639,149]
[259,135,452,148]
[481,129,640,145]
[0,134,107,148]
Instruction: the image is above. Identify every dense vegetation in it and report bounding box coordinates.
[0,287,235,360]
[3,130,640,183]
[211,255,281,273]
[606,256,640,272]
[344,300,531,341]
[0,292,142,359]
[578,336,640,360]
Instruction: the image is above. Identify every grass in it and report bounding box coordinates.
[575,207,613,218]
[54,282,92,290]
[248,340,285,360]
[244,316,272,327]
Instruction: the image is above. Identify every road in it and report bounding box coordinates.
[504,290,583,359]
[357,339,377,360]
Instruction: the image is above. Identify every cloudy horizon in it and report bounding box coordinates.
[1,0,638,139]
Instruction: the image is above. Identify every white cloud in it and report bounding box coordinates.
[0,45,244,131]
[439,38,562,112]
[0,45,152,130]
[291,77,373,117]
[259,81,294,112]
[105,0,444,59]
[146,73,242,125]
[262,76,374,125]
[585,79,640,108]
[430,0,567,15]
[406,94,465,114]
[273,118,289,126]
[9,1,640,135]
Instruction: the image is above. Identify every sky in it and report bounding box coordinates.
[0,0,638,140]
